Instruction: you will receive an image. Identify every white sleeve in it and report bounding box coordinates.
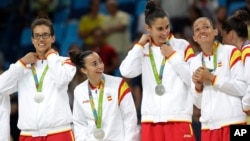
[0,61,25,95]
[47,54,76,88]
[242,87,250,111]
[242,51,250,111]
[119,91,140,141]
[190,57,202,109]
[0,96,10,141]
[213,49,247,97]
[119,44,144,78]
[73,87,88,141]
[168,52,192,87]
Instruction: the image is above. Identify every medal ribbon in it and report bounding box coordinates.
[201,41,219,72]
[149,47,166,85]
[31,64,49,92]
[88,76,105,129]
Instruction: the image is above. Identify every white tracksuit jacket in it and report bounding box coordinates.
[119,36,195,123]
[0,95,10,141]
[242,43,250,111]
[190,43,247,130]
[0,53,76,136]
[73,74,139,141]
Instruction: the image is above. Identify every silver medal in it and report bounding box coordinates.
[155,84,165,96]
[34,92,44,103]
[94,128,105,140]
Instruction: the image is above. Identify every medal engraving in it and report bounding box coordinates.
[155,84,165,96]
[34,92,44,103]
[94,128,105,140]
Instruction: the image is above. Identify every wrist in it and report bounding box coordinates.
[19,59,27,67]
[136,42,144,47]
[211,75,216,85]
[165,51,176,59]
[195,84,203,93]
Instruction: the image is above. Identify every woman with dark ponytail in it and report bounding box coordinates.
[0,13,76,141]
[70,50,139,141]
[119,0,196,141]
[221,10,250,116]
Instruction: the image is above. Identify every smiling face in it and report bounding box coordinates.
[146,17,170,45]
[81,52,104,84]
[31,25,55,55]
[192,17,218,45]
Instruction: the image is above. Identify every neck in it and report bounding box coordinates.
[201,42,214,56]
[152,38,162,47]
[89,79,102,88]
[236,38,248,50]
[37,53,46,60]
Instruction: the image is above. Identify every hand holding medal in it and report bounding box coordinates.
[149,43,166,96]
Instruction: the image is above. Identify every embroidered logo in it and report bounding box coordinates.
[82,100,90,103]
[183,134,192,138]
[107,95,112,101]
[218,60,222,67]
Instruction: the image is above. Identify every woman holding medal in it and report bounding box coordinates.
[70,50,139,141]
[0,14,76,140]
[119,0,197,141]
[191,17,247,141]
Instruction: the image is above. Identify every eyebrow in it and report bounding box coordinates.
[34,32,50,34]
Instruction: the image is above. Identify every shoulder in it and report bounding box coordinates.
[104,74,122,82]
[59,56,75,66]
[170,37,190,48]
[74,80,88,93]
[220,43,236,49]
[219,44,240,54]
[171,37,189,44]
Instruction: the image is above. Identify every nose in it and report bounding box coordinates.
[97,62,104,69]
[162,29,169,37]
[200,26,207,33]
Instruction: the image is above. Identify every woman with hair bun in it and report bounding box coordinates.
[221,10,250,115]
[119,0,197,141]
[0,14,76,141]
[70,50,139,141]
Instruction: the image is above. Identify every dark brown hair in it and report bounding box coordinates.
[69,50,94,69]
[31,13,54,37]
[144,0,168,26]
[222,10,249,39]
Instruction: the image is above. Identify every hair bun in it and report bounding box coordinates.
[232,10,250,22]
[36,12,50,20]
[145,0,159,16]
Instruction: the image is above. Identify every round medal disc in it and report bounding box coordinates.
[155,84,165,96]
[34,92,44,103]
[94,128,105,140]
